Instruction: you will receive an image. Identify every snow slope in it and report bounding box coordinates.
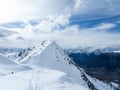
[0,54,31,75]
[0,69,89,90]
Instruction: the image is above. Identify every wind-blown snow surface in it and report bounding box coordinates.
[0,40,119,90]
[0,69,88,90]
[0,54,31,76]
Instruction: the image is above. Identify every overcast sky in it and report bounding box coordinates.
[0,0,120,48]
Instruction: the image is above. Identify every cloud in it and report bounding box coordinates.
[0,0,73,23]
[73,0,120,16]
[74,0,83,11]
[3,17,119,49]
[0,28,25,48]
[0,29,18,38]
[82,23,117,32]
[0,0,120,23]
[0,0,120,48]
[94,23,116,30]
[34,15,70,33]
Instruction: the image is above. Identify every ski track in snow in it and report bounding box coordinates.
[28,71,44,90]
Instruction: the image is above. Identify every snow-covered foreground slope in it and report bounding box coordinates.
[0,40,119,90]
[0,55,31,76]
[0,69,89,90]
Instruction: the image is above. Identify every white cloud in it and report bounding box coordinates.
[94,23,116,30]
[73,0,120,16]
[74,0,83,11]
[0,0,73,23]
[3,18,119,49]
[27,14,70,33]
[0,0,120,48]
[84,23,117,32]
[0,0,119,23]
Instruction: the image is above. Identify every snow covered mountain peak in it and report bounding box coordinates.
[0,40,119,90]
[16,40,54,63]
[14,40,119,90]
[19,40,70,67]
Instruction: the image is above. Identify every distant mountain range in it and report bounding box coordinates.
[66,47,120,84]
[66,46,120,55]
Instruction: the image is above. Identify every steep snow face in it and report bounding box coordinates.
[0,55,31,75]
[20,41,88,86]
[17,40,51,63]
